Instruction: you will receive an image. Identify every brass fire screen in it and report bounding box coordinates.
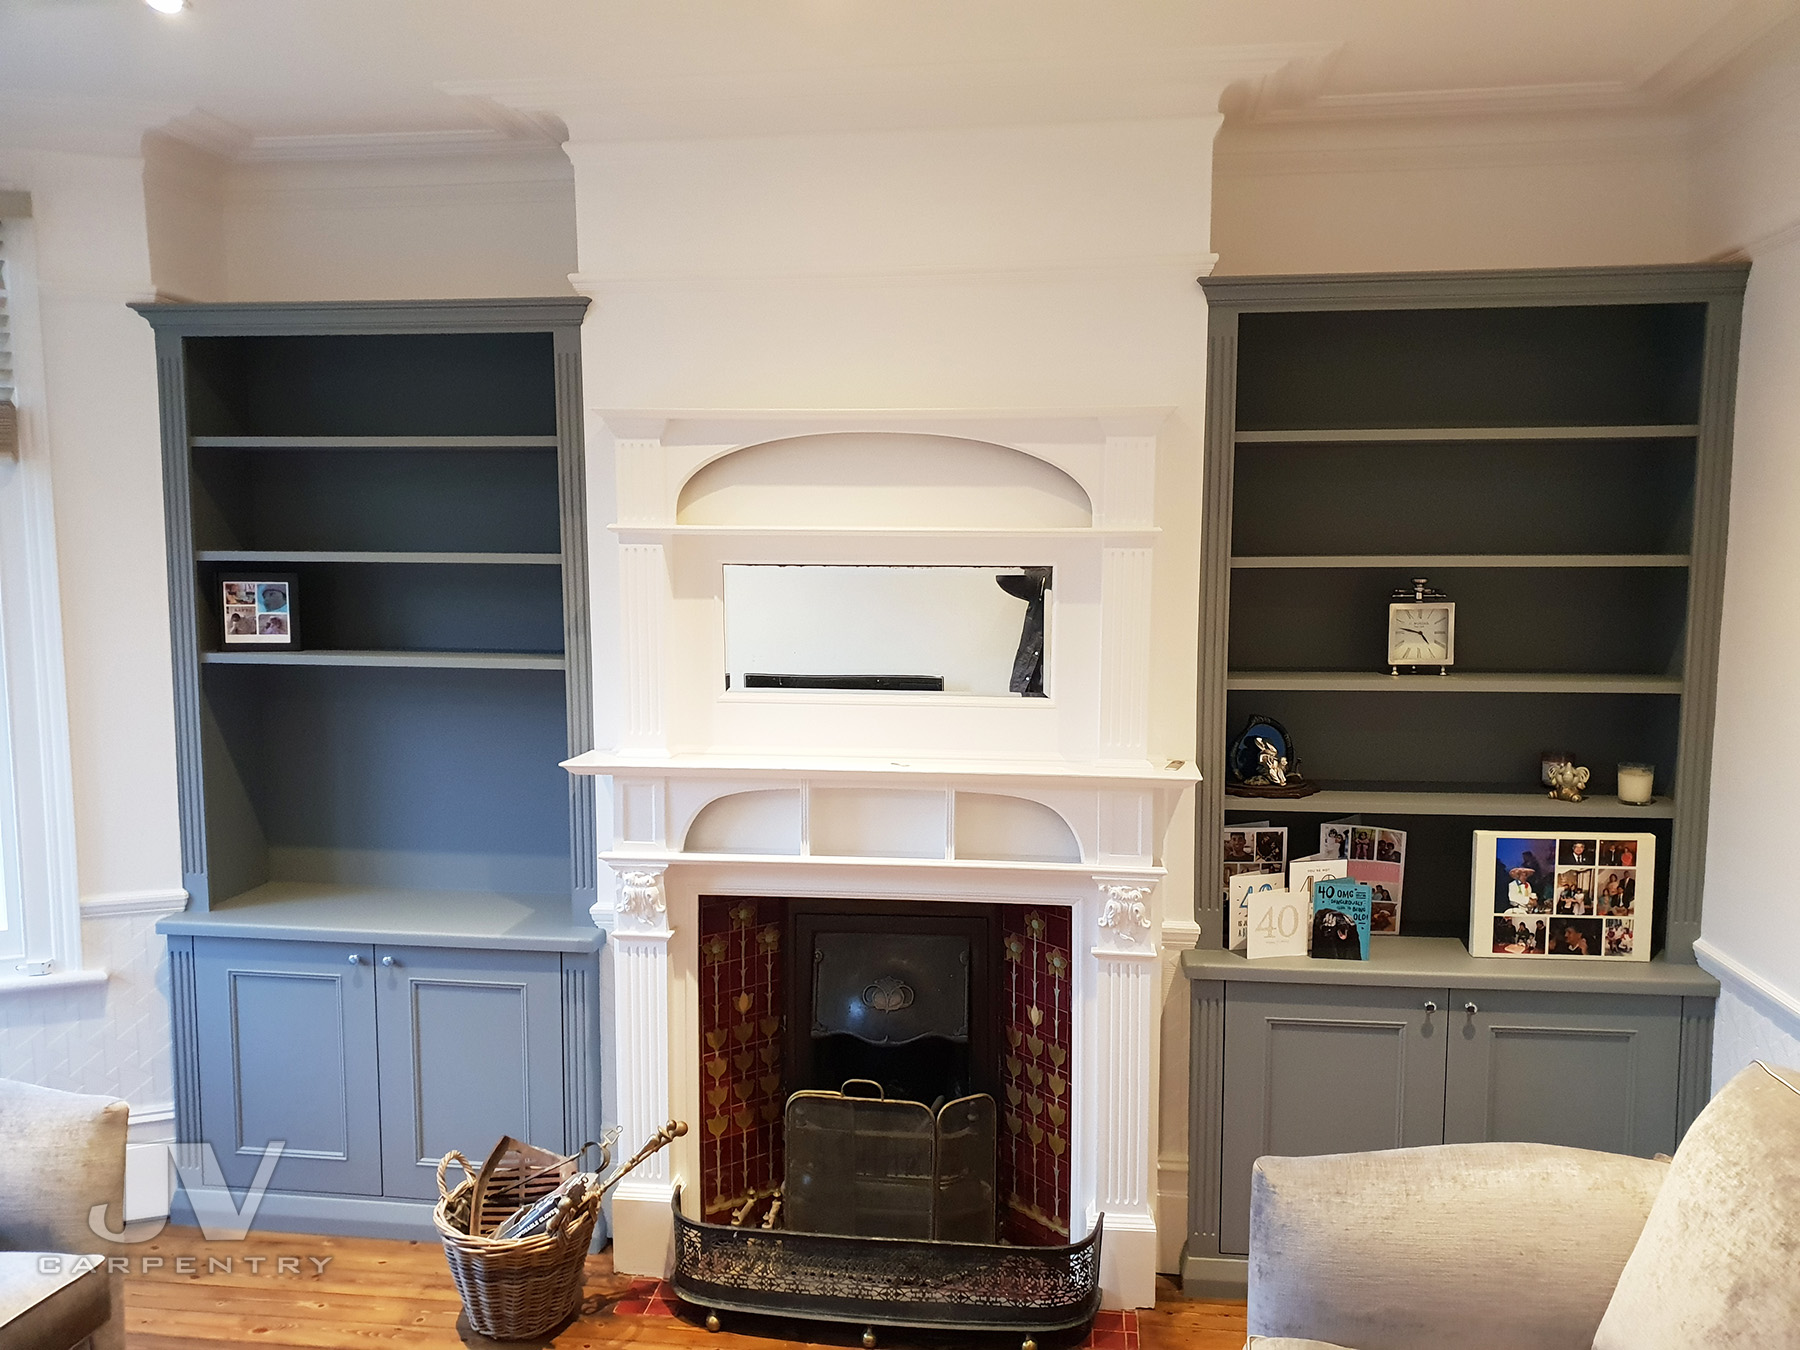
[783,1081,997,1243]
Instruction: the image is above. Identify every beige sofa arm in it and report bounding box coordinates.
[0,1078,130,1350]
[1248,1142,1665,1350]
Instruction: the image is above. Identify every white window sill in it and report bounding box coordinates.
[0,967,108,996]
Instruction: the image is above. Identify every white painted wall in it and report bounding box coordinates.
[0,149,184,1215]
[142,134,228,302]
[1692,32,1800,1083]
[1212,114,1693,274]
[219,150,576,301]
[569,114,1214,1269]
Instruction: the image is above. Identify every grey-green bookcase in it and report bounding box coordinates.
[134,299,603,1238]
[1184,264,1747,1294]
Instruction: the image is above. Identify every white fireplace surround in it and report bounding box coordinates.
[568,409,1196,1309]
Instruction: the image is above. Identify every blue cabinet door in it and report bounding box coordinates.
[373,946,566,1200]
[1442,989,1682,1157]
[1219,983,1449,1256]
[193,938,382,1195]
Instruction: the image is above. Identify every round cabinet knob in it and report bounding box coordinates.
[381,956,396,968]
[1422,1001,1438,1014]
[347,953,361,965]
[1465,1001,1480,1015]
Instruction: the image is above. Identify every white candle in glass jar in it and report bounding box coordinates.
[1617,763,1654,805]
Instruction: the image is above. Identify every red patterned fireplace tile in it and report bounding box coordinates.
[998,904,1074,1245]
[698,895,786,1221]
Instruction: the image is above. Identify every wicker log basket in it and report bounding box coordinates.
[434,1121,687,1341]
[434,1148,600,1340]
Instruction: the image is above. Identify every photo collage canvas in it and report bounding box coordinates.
[1480,831,1652,961]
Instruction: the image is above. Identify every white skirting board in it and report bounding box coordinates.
[126,1103,176,1222]
[1694,939,1800,1094]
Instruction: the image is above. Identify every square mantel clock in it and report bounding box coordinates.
[220,573,299,649]
[1387,576,1453,675]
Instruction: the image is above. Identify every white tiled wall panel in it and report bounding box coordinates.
[1712,981,1800,1095]
[0,911,172,1111]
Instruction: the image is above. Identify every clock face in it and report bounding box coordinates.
[1388,603,1454,665]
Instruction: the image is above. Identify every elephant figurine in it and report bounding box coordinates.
[1547,761,1591,803]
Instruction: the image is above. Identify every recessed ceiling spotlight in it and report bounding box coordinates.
[145,0,188,13]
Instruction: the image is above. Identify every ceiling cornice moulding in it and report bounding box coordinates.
[159,107,565,165]
[567,253,1219,292]
[1215,112,1692,179]
[1232,0,1799,128]
[446,42,1338,143]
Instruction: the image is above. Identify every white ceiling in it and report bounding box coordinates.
[0,0,1795,156]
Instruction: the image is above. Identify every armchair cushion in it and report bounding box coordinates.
[0,1079,129,1350]
[1594,1061,1800,1349]
[0,1254,109,1350]
[0,1079,129,1255]
[1249,1141,1665,1350]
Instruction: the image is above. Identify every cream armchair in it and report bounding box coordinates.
[1244,1062,1800,1350]
[0,1078,129,1350]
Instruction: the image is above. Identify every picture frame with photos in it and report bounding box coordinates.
[1471,829,1653,962]
[220,573,299,649]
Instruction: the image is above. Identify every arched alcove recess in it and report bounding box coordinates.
[675,431,1094,528]
[953,792,1083,865]
[683,789,803,855]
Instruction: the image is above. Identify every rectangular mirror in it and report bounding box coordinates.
[722,565,1051,698]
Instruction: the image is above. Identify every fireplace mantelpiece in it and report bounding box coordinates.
[571,408,1195,1309]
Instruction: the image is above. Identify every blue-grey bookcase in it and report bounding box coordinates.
[134,298,602,1237]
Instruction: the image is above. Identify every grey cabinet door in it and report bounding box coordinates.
[1443,989,1682,1158]
[193,938,382,1194]
[1220,983,1449,1255]
[373,946,566,1200]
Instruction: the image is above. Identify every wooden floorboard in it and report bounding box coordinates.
[122,1227,1247,1350]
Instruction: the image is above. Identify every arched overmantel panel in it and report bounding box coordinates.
[674,431,1094,528]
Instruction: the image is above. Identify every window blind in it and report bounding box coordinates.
[0,213,14,457]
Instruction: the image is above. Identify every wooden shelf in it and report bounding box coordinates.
[190,435,559,449]
[1226,671,1682,694]
[1234,425,1699,445]
[1181,936,1719,998]
[197,550,561,566]
[201,649,565,671]
[1225,784,1675,819]
[1230,554,1688,570]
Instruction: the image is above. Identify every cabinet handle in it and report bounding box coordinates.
[1465,1001,1480,1015]
[1422,1001,1437,1014]
[347,953,362,966]
[381,956,397,968]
